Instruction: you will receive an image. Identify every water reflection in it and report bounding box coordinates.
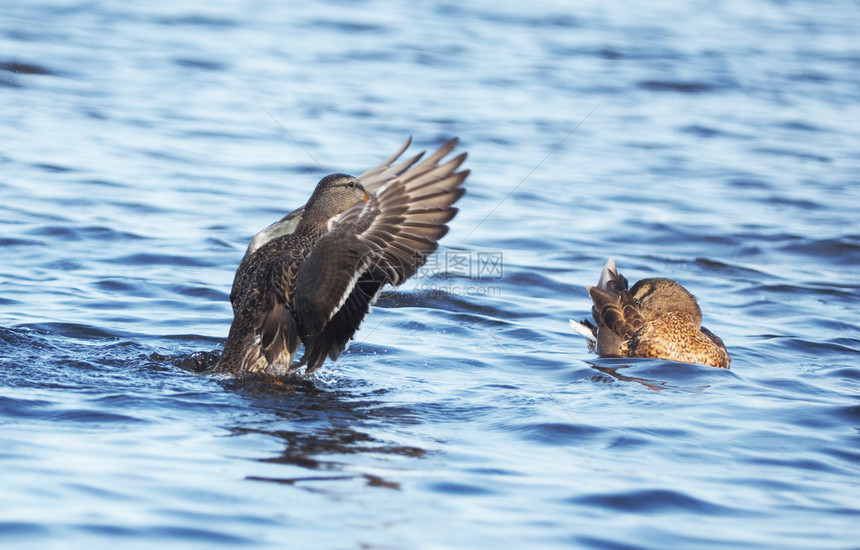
[157,348,422,488]
[586,360,723,393]
[590,364,673,392]
[224,377,425,491]
[235,423,422,490]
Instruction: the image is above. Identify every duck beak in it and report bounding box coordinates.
[364,191,370,202]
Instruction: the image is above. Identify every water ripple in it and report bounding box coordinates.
[572,489,748,516]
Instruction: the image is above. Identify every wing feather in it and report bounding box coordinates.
[292,138,467,370]
[587,258,645,356]
[358,136,427,192]
[239,136,427,262]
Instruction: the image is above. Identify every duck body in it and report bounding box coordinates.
[571,258,730,369]
[213,138,468,375]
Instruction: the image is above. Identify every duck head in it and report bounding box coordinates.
[299,173,370,231]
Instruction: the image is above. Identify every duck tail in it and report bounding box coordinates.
[569,319,598,351]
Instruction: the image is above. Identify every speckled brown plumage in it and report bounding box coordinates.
[212,138,468,376]
[570,258,730,369]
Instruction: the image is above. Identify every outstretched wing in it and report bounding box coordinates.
[292,138,468,372]
[357,136,426,192]
[586,258,644,356]
[237,137,425,270]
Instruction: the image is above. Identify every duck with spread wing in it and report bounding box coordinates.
[213,138,468,375]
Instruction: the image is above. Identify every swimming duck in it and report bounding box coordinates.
[570,258,730,369]
[213,138,468,375]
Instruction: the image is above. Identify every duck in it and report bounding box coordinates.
[570,258,730,369]
[212,137,468,375]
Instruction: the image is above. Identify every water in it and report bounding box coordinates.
[1,1,859,548]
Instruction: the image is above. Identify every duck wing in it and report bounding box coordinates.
[357,136,426,192]
[586,258,644,356]
[292,139,468,372]
[238,137,425,267]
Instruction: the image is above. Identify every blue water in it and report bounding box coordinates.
[2,1,859,548]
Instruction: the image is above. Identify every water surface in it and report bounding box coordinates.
[1,1,859,548]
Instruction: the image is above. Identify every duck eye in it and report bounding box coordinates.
[347,181,356,189]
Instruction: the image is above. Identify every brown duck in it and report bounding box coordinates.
[213,138,468,375]
[570,258,730,369]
